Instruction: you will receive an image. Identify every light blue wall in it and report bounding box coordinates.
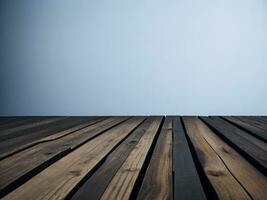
[1,0,267,116]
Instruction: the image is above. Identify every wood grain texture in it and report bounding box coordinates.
[201,117,267,172]
[136,117,172,200]
[0,117,105,160]
[100,117,162,200]
[224,117,267,142]
[183,117,251,200]
[0,117,65,141]
[197,117,267,200]
[1,116,266,200]
[0,117,126,196]
[172,117,206,200]
[71,117,158,200]
[3,117,145,200]
[0,117,100,157]
[0,118,50,132]
[238,117,267,129]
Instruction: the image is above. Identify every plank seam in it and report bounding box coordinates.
[64,117,147,200]
[220,117,267,143]
[197,123,253,200]
[0,118,106,161]
[129,117,165,200]
[0,117,130,198]
[199,117,267,176]
[180,117,218,200]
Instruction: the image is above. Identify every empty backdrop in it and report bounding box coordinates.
[0,0,267,116]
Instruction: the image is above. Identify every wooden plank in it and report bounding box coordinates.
[237,117,267,131]
[0,117,65,141]
[183,117,251,200]
[136,117,172,200]
[258,116,267,123]
[100,117,162,200]
[0,117,100,157]
[0,117,127,196]
[72,117,160,200]
[201,117,267,173]
[196,118,267,199]
[0,118,46,132]
[172,117,206,200]
[2,117,145,200]
[223,117,267,142]
[0,118,17,126]
[0,117,104,160]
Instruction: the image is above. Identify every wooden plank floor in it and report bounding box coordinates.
[0,116,266,200]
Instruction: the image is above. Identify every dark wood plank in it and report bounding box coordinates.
[0,117,65,141]
[201,117,267,174]
[2,117,145,200]
[258,116,267,123]
[71,117,161,200]
[0,117,104,160]
[0,117,127,197]
[183,117,251,200]
[172,117,206,200]
[0,117,48,132]
[100,117,162,200]
[224,117,267,142]
[238,117,267,130]
[0,117,101,157]
[136,117,172,200]
[0,118,17,126]
[197,118,267,199]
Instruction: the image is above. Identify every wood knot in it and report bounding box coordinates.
[128,139,138,145]
[207,170,224,177]
[221,147,231,154]
[69,170,81,176]
[44,152,53,155]
[122,168,139,173]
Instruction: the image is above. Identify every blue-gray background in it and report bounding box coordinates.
[1,0,267,116]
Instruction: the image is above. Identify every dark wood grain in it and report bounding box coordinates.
[0,117,126,196]
[71,117,159,200]
[172,117,206,200]
[136,117,172,200]
[0,117,65,141]
[2,117,145,200]
[223,117,267,142]
[100,117,162,200]
[183,117,251,200]
[201,117,267,174]
[1,116,266,200]
[240,117,267,131]
[0,117,102,157]
[0,117,49,132]
[197,118,267,199]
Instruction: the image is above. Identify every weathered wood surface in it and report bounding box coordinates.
[0,117,103,158]
[223,116,267,142]
[0,117,126,196]
[172,117,206,200]
[3,117,145,200]
[187,117,267,199]
[100,117,162,200]
[201,116,267,174]
[183,117,251,200]
[136,117,172,200]
[0,117,53,133]
[71,117,157,200]
[0,116,266,200]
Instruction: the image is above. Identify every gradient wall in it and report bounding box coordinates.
[1,0,267,116]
